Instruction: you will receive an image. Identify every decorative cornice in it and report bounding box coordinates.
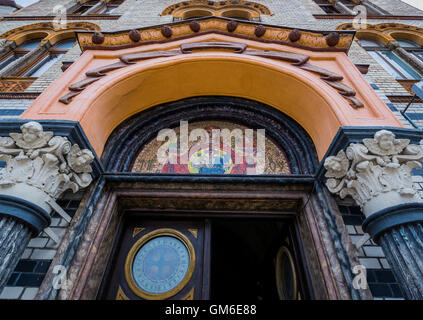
[314,14,423,20]
[0,91,40,99]
[0,15,120,21]
[75,16,355,52]
[337,22,423,33]
[387,95,423,104]
[58,40,363,108]
[0,21,101,39]
[161,0,272,16]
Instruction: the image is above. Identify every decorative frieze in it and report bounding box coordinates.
[59,40,363,108]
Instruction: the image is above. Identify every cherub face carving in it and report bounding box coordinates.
[375,130,395,151]
[363,130,409,156]
[75,150,94,168]
[324,150,349,179]
[67,145,94,173]
[9,121,53,150]
[21,122,43,144]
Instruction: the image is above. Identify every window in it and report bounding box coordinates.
[15,0,38,7]
[70,0,99,15]
[359,38,421,80]
[0,38,41,73]
[70,0,123,15]
[314,0,383,16]
[395,38,423,64]
[23,38,75,77]
[314,0,341,14]
[96,0,123,14]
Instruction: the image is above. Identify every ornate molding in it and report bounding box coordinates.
[0,21,100,40]
[0,122,95,236]
[337,22,423,47]
[161,0,272,17]
[76,17,355,52]
[324,130,423,217]
[59,41,363,108]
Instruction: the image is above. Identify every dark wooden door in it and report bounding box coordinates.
[101,218,210,300]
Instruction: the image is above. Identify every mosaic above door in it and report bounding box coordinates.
[131,121,291,175]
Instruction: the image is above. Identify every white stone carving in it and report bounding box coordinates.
[0,122,95,217]
[324,130,423,217]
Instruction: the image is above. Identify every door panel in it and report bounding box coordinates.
[102,218,208,300]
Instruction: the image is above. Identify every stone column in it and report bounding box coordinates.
[324,130,423,299]
[0,122,95,291]
[0,217,32,290]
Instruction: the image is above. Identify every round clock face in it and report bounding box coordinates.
[132,236,190,294]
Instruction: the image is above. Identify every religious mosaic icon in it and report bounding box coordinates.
[132,121,290,175]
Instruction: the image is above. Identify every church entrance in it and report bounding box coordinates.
[99,212,307,300]
[58,97,348,300]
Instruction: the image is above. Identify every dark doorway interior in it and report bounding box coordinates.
[210,220,290,300]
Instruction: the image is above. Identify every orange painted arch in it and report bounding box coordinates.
[21,34,403,160]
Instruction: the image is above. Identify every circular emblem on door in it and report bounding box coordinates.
[125,228,195,300]
[275,246,298,300]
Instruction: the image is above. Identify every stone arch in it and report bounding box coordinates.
[161,0,271,20]
[0,21,101,44]
[101,96,319,174]
[336,22,423,46]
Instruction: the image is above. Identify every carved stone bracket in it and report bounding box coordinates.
[324,130,423,300]
[0,122,95,237]
[59,41,363,108]
[324,130,423,217]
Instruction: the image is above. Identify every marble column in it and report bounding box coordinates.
[0,122,95,291]
[324,130,423,299]
[362,203,423,299]
[0,217,32,291]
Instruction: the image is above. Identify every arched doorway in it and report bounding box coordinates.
[92,97,325,300]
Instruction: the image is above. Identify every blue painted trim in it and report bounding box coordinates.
[362,202,423,241]
[0,194,50,236]
[0,120,103,177]
[0,109,25,116]
[316,126,423,180]
[406,113,423,120]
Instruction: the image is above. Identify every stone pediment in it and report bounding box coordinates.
[76,16,355,53]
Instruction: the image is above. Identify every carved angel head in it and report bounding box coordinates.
[324,150,349,179]
[363,130,409,156]
[10,122,53,150]
[67,144,94,173]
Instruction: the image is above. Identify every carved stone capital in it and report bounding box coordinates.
[0,122,95,215]
[324,130,423,217]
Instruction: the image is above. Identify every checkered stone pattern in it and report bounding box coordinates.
[339,205,405,300]
[0,99,33,119]
[0,191,83,300]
